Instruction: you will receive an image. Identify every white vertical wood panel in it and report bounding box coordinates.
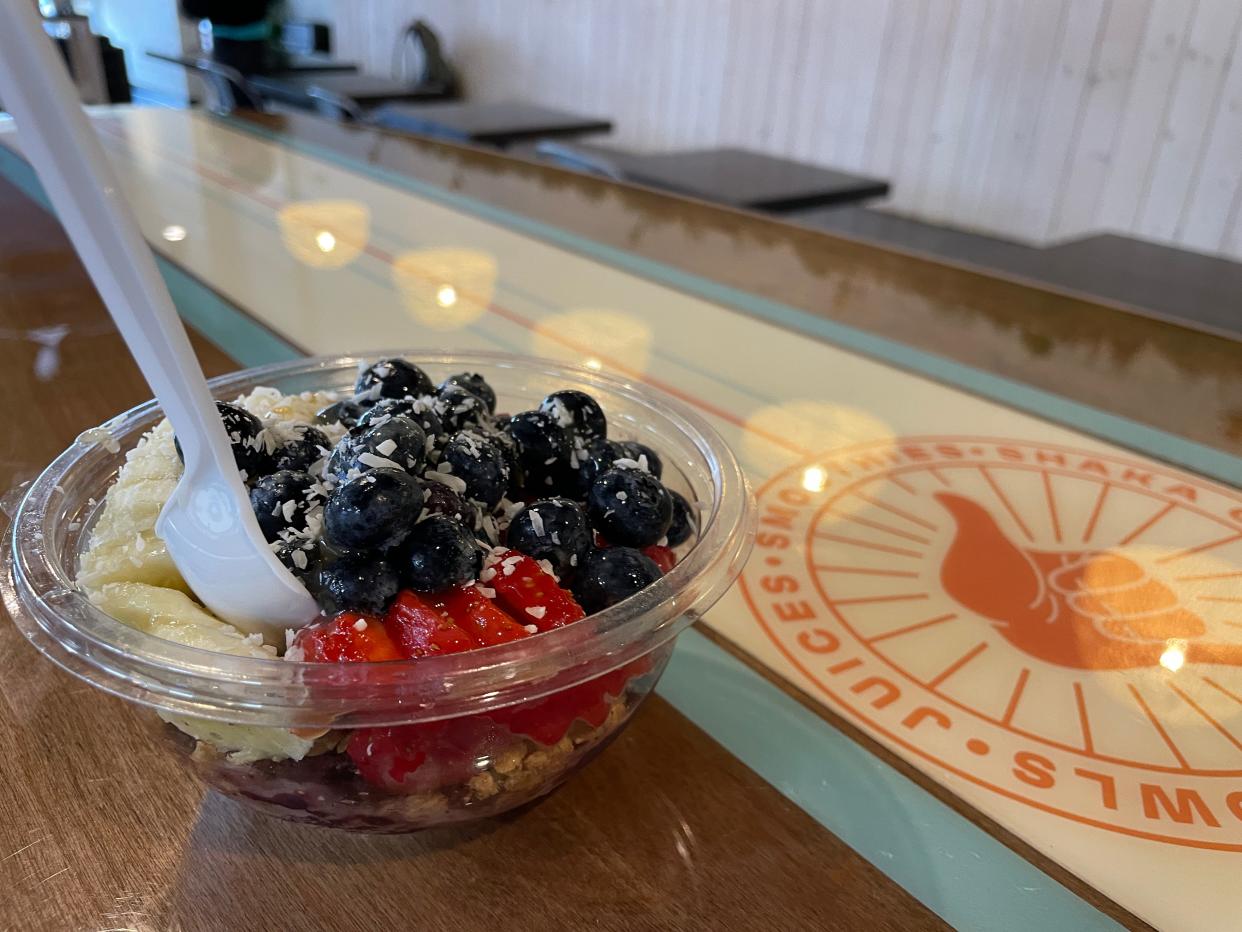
[976,0,1066,234]
[788,0,834,162]
[1177,12,1242,250]
[1137,0,1242,240]
[918,0,992,220]
[952,0,1022,228]
[1047,0,1152,240]
[318,0,1242,259]
[1094,1,1198,232]
[862,0,925,181]
[890,0,960,212]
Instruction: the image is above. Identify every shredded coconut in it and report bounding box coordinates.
[77,425,121,454]
[357,452,402,471]
[375,438,398,457]
[423,470,468,494]
[281,500,298,523]
[548,398,574,429]
[523,624,539,634]
[477,586,496,599]
[529,509,546,537]
[616,491,628,502]
[525,606,547,620]
[353,618,368,632]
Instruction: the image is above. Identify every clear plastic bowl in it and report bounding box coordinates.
[2,352,755,832]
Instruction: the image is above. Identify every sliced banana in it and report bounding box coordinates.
[90,583,322,763]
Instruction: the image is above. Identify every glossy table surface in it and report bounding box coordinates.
[0,106,1239,931]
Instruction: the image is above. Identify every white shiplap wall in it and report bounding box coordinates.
[321,0,1242,258]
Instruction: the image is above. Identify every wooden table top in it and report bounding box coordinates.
[4,106,1237,931]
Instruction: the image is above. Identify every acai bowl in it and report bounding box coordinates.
[3,351,755,833]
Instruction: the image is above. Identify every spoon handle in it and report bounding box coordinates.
[0,1,236,477]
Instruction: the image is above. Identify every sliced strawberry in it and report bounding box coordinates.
[433,585,532,646]
[293,612,403,663]
[384,589,477,658]
[487,549,585,633]
[642,544,677,574]
[492,655,655,746]
[348,714,509,794]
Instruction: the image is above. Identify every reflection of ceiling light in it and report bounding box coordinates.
[162,224,187,242]
[435,284,458,308]
[392,249,496,331]
[533,310,651,374]
[277,200,369,269]
[801,466,827,493]
[1159,639,1186,672]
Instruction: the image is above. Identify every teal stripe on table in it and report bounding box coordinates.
[1,138,1121,929]
[226,116,1241,489]
[661,629,1119,932]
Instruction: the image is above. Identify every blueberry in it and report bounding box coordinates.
[355,396,415,429]
[502,410,571,491]
[572,547,662,613]
[249,470,321,542]
[323,468,423,552]
[666,490,697,546]
[348,415,427,475]
[403,398,446,442]
[482,425,525,496]
[315,399,363,429]
[614,440,663,478]
[175,401,270,480]
[419,481,471,523]
[315,553,399,615]
[440,372,496,414]
[506,497,592,579]
[355,358,435,404]
[587,468,673,547]
[398,515,482,591]
[435,386,491,433]
[573,438,622,497]
[440,430,509,510]
[272,424,330,473]
[273,539,321,582]
[540,390,606,443]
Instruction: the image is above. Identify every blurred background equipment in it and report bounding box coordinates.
[22,0,131,106]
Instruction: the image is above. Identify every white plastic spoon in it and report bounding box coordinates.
[0,1,320,640]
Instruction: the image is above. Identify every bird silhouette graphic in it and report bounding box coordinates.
[934,492,1242,670]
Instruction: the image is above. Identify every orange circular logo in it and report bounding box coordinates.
[739,436,1242,850]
